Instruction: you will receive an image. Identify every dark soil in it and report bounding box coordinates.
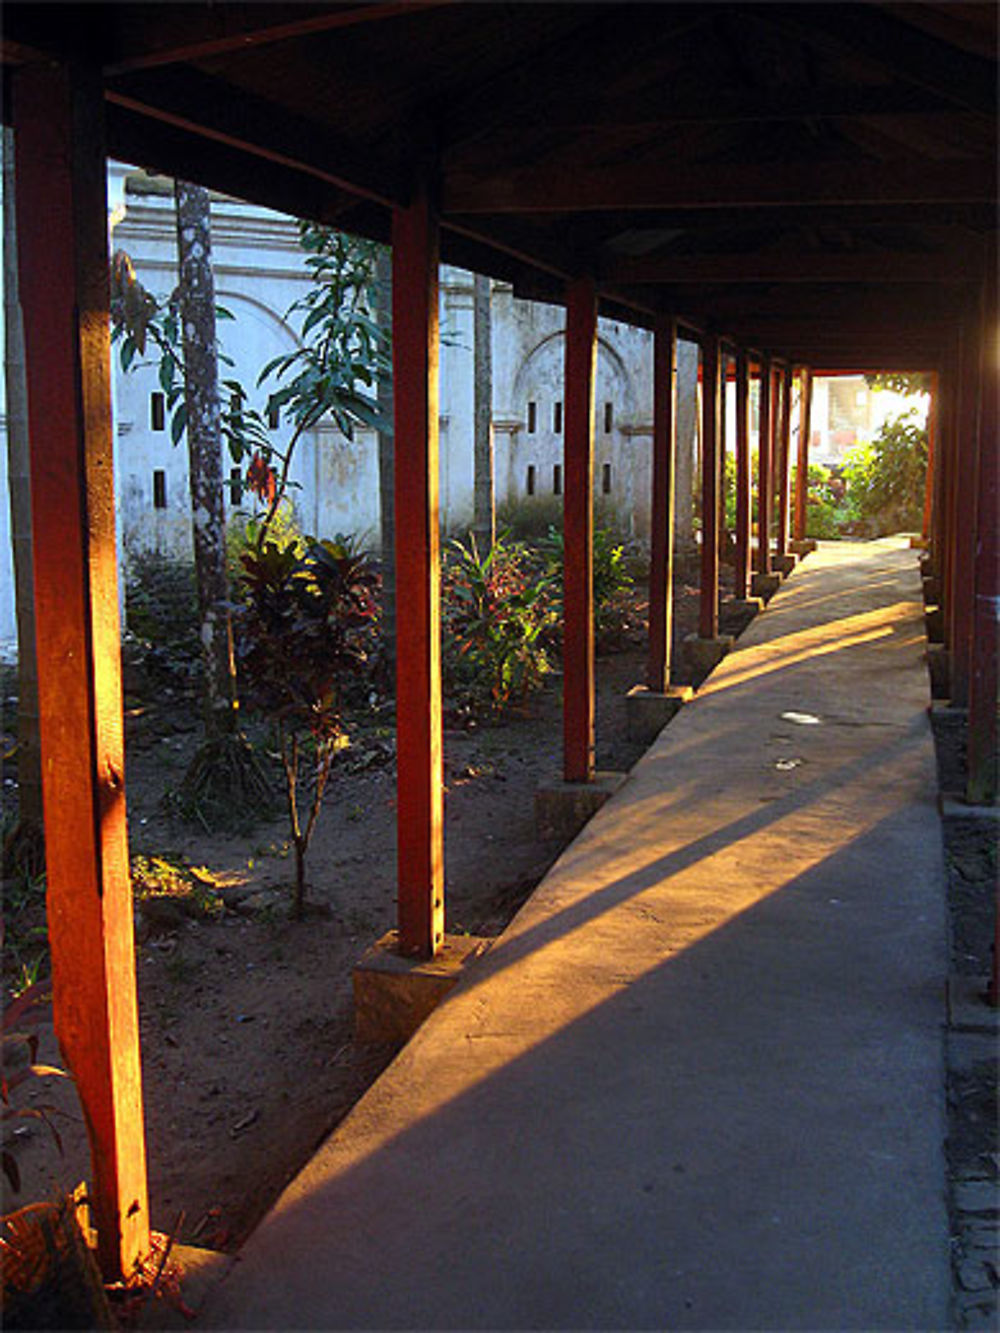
[2,567,735,1254]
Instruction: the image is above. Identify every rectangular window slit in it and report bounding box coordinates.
[553,401,563,434]
[150,392,166,432]
[604,402,613,433]
[526,464,536,497]
[229,467,243,505]
[527,401,537,434]
[152,469,167,509]
[553,464,562,496]
[602,463,612,495]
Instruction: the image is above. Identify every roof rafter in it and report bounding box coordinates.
[106,66,398,206]
[444,158,996,214]
[103,1,452,77]
[599,250,975,285]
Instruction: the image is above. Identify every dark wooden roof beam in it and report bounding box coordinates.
[444,158,996,214]
[103,2,453,77]
[599,250,975,284]
[774,3,997,117]
[106,67,399,207]
[438,5,713,154]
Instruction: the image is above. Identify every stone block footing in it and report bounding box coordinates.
[625,684,694,745]
[925,606,944,643]
[353,931,492,1046]
[922,576,941,606]
[909,535,929,549]
[684,633,735,685]
[773,553,796,576]
[722,597,763,637]
[927,646,951,699]
[789,538,817,556]
[946,975,999,1034]
[750,571,782,601]
[535,771,627,842]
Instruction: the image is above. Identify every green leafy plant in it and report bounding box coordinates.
[236,537,379,916]
[539,523,637,647]
[441,533,558,721]
[842,408,928,536]
[247,225,389,550]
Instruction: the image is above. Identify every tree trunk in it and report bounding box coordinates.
[375,245,396,672]
[2,126,43,831]
[472,272,495,554]
[174,180,237,739]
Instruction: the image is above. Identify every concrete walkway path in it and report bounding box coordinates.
[204,539,949,1331]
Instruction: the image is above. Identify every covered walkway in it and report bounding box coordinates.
[205,539,948,1331]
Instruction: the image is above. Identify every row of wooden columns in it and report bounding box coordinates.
[31,58,996,1291]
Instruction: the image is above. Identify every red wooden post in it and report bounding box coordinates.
[699,335,721,639]
[793,367,813,542]
[13,62,150,1281]
[733,348,751,599]
[717,347,729,563]
[563,276,598,782]
[949,309,982,707]
[756,356,773,576]
[921,370,939,544]
[392,184,444,957]
[967,276,998,812]
[775,363,792,559]
[647,317,677,693]
[938,351,960,634]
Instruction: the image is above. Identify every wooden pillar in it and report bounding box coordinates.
[921,371,938,545]
[949,310,982,707]
[13,61,149,1280]
[756,356,773,575]
[647,317,677,693]
[699,335,721,639]
[793,367,813,542]
[774,363,792,558]
[938,350,960,631]
[733,348,751,599]
[717,347,729,562]
[563,276,598,783]
[967,278,998,811]
[392,184,444,957]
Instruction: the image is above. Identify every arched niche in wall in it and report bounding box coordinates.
[504,330,647,535]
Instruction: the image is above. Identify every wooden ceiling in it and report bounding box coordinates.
[3,1,996,367]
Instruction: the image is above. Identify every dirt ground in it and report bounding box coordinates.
[4,571,731,1252]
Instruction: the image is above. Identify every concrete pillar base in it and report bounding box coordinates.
[625,684,693,745]
[925,606,944,644]
[722,597,763,637]
[535,771,627,842]
[922,576,941,606]
[909,535,929,550]
[927,646,951,699]
[353,931,491,1046]
[789,538,817,555]
[750,571,782,601]
[684,633,735,686]
[773,553,796,577]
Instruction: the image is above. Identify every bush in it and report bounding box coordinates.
[539,523,637,647]
[441,533,558,720]
[842,409,927,535]
[124,551,201,689]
